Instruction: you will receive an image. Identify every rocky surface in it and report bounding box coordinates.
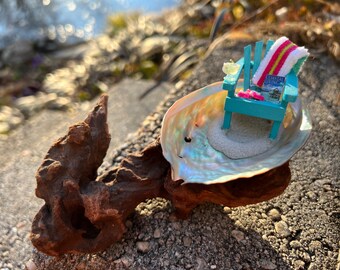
[0,39,339,269]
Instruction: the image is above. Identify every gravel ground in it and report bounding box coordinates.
[1,40,339,270]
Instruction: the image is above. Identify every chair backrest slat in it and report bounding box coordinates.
[265,40,274,56]
[253,41,263,74]
[243,45,252,90]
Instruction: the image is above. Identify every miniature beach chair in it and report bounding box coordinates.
[222,38,308,140]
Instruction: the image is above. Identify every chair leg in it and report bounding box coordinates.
[269,121,281,140]
[222,111,232,129]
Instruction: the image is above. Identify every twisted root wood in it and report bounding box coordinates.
[31,95,290,256]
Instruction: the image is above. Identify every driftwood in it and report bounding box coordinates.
[31,95,290,256]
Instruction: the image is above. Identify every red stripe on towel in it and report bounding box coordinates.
[273,45,298,75]
[257,40,291,87]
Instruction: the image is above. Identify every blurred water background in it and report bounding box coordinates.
[0,0,181,49]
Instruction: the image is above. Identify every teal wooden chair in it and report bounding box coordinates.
[222,40,299,140]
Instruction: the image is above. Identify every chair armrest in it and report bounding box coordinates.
[283,70,298,103]
[222,58,244,97]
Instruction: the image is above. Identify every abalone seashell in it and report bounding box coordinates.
[160,81,312,184]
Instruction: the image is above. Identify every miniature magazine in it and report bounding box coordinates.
[262,75,286,103]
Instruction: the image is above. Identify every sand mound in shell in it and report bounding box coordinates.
[207,114,275,159]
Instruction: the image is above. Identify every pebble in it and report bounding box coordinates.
[183,236,192,247]
[289,240,302,249]
[259,259,276,270]
[274,221,291,237]
[223,206,232,213]
[267,208,281,221]
[8,263,14,269]
[309,240,322,252]
[302,252,311,263]
[138,233,145,240]
[196,258,207,270]
[172,221,181,230]
[153,228,161,239]
[114,257,132,268]
[293,259,305,269]
[319,120,327,128]
[75,262,86,270]
[16,221,27,230]
[174,251,182,258]
[25,260,37,270]
[136,241,151,253]
[231,230,245,242]
[125,220,133,228]
[306,191,318,201]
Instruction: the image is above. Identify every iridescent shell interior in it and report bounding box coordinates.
[160,81,312,185]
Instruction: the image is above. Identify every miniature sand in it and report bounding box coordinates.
[207,114,274,159]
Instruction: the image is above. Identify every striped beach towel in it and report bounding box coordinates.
[252,37,309,87]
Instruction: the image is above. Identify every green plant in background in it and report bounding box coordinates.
[77,91,91,102]
[108,13,128,34]
[139,60,158,79]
